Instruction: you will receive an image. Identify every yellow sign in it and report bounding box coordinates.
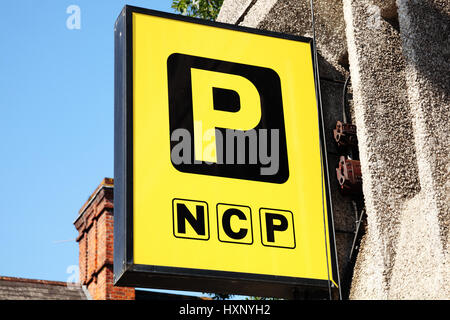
[114,6,338,298]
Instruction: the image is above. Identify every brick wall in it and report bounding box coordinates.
[74,178,135,300]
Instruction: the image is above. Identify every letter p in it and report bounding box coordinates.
[191,68,261,163]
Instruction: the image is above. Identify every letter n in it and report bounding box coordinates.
[173,199,209,240]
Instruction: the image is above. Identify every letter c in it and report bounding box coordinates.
[222,208,248,240]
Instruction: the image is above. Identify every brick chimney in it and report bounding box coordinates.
[74,178,135,300]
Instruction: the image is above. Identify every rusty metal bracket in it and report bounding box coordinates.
[333,121,358,148]
[336,156,362,196]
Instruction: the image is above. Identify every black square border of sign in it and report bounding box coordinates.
[216,203,254,245]
[258,207,296,249]
[167,52,289,184]
[113,5,340,299]
[172,198,210,241]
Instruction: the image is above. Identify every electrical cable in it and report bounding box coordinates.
[342,75,351,124]
[309,0,343,301]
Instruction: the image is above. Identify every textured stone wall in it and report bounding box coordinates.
[343,0,420,299]
[344,0,449,299]
[397,0,449,256]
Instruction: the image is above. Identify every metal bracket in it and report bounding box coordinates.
[349,203,366,261]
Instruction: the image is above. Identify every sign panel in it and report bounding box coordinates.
[114,5,339,298]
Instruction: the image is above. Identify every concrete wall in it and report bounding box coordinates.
[343,0,421,299]
[217,0,450,299]
[344,0,449,299]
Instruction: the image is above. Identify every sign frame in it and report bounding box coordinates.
[114,5,339,299]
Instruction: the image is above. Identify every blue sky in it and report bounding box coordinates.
[0,0,174,283]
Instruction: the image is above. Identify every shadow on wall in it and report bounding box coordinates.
[399,1,450,99]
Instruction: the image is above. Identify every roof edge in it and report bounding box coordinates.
[0,276,81,288]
